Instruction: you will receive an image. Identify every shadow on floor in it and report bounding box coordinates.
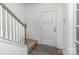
[29,44,63,55]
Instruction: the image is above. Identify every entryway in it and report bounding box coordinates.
[39,11,57,47]
[25,3,64,55]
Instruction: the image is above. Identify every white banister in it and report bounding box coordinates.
[18,22,20,43]
[15,20,18,42]
[19,24,21,43]
[20,25,23,44]
[0,5,3,37]
[13,17,16,41]
[18,23,21,43]
[2,8,6,38]
[5,10,8,39]
[22,27,25,44]
[0,4,26,46]
[22,26,24,44]
[9,14,12,40]
[7,12,10,39]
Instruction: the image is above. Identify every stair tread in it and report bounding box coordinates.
[26,39,37,49]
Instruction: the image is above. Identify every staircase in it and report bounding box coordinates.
[26,39,37,52]
[0,3,27,54]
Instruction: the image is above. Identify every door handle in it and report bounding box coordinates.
[54,27,56,32]
[40,27,42,29]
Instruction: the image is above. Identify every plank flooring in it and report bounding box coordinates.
[29,44,63,55]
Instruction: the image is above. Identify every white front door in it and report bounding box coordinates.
[40,11,57,47]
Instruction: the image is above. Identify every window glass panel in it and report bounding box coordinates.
[76,27,79,42]
[76,11,79,25]
[76,43,79,55]
[77,3,79,9]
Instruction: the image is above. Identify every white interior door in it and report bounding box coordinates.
[40,11,57,47]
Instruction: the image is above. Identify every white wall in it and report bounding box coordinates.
[63,3,69,54]
[4,3,25,23]
[63,3,75,55]
[25,3,64,49]
[2,3,76,55]
[0,38,27,55]
[4,3,75,55]
[3,3,76,55]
